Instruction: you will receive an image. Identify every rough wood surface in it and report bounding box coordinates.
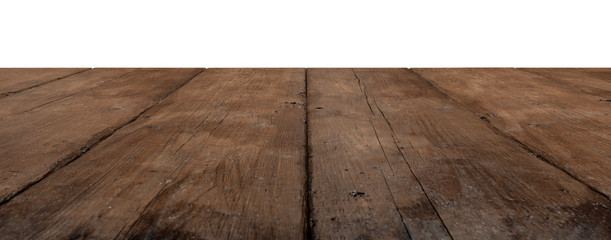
[0,68,609,239]
[307,69,451,239]
[124,69,307,239]
[311,68,609,239]
[0,68,87,96]
[519,68,611,98]
[0,68,203,203]
[0,69,307,240]
[0,68,137,116]
[413,68,611,198]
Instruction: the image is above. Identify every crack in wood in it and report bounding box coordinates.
[354,69,454,239]
[0,68,92,99]
[380,170,412,240]
[19,91,80,114]
[353,69,375,115]
[369,121,395,175]
[352,69,413,239]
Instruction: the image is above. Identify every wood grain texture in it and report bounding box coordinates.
[413,68,611,198]
[0,68,609,239]
[0,68,88,96]
[124,68,307,239]
[307,69,451,239]
[0,69,307,240]
[0,68,137,116]
[314,68,609,239]
[518,68,611,98]
[0,68,203,203]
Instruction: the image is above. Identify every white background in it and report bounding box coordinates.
[1,0,610,67]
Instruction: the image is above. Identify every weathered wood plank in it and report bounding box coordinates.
[0,68,138,116]
[518,68,611,98]
[0,68,203,203]
[1,68,609,239]
[307,68,452,239]
[413,68,611,198]
[0,68,88,96]
[0,69,307,240]
[123,69,307,239]
[313,68,610,239]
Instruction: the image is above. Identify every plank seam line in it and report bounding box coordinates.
[370,121,396,175]
[304,68,314,240]
[379,169,412,239]
[19,91,81,114]
[18,69,141,114]
[373,96,455,239]
[353,69,451,239]
[369,120,416,238]
[0,68,92,98]
[353,69,375,115]
[409,68,611,201]
[354,69,454,239]
[0,69,206,206]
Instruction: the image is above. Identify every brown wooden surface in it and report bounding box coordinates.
[307,69,451,239]
[0,68,203,203]
[519,68,611,98]
[0,69,306,239]
[413,68,611,198]
[0,68,609,239]
[0,68,87,96]
[123,69,307,239]
[0,68,137,116]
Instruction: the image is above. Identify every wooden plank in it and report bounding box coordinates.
[122,69,307,239]
[0,68,203,203]
[577,68,611,79]
[313,68,610,239]
[518,68,611,98]
[0,69,307,239]
[307,69,451,239]
[0,68,138,116]
[0,68,88,96]
[413,68,611,198]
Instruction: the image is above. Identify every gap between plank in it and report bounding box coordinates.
[409,68,611,201]
[0,68,92,98]
[304,68,314,240]
[0,69,206,206]
[353,69,412,238]
[353,69,453,239]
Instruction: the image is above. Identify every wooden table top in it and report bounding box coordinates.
[0,68,609,239]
